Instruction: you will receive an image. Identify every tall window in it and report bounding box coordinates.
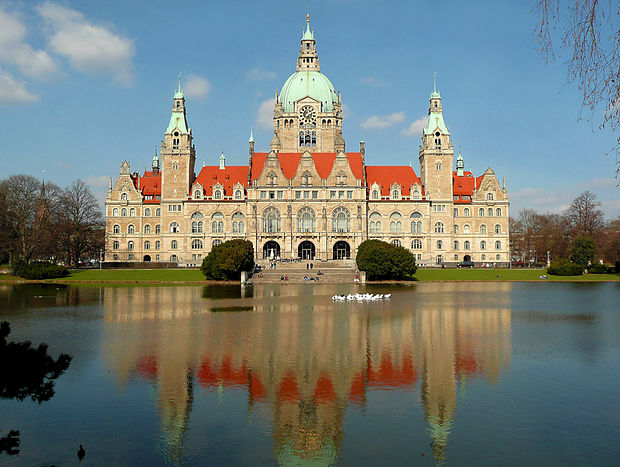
[113,224,120,234]
[495,240,501,250]
[113,241,119,249]
[437,240,443,249]
[129,208,136,216]
[464,207,470,217]
[170,222,179,233]
[191,212,204,234]
[454,208,459,217]
[488,208,493,217]
[496,208,502,216]
[144,208,151,217]
[298,207,316,233]
[454,241,459,250]
[464,241,471,250]
[235,189,242,199]
[487,192,494,201]
[369,212,382,234]
[155,224,161,234]
[171,240,178,249]
[464,224,471,234]
[155,241,160,250]
[410,212,422,234]
[232,212,245,234]
[389,212,402,233]
[454,225,459,234]
[479,208,485,217]
[128,224,135,234]
[144,241,150,250]
[112,208,119,216]
[144,224,151,234]
[155,208,161,216]
[372,189,379,199]
[495,224,501,234]
[121,208,127,217]
[434,222,444,233]
[480,224,487,234]
[121,193,127,201]
[332,207,350,233]
[301,171,312,186]
[263,207,280,233]
[192,239,203,250]
[212,212,224,233]
[480,241,487,250]
[128,241,134,250]
[391,239,401,247]
[412,239,422,249]
[214,190,222,199]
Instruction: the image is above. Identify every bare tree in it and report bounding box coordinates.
[564,190,605,235]
[1,175,46,263]
[56,180,103,266]
[534,0,619,174]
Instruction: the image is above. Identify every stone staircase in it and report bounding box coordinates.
[251,261,358,283]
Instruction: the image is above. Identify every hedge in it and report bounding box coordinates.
[201,239,254,280]
[547,258,583,276]
[12,261,69,280]
[356,240,417,280]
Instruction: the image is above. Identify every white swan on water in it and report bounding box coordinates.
[332,293,391,301]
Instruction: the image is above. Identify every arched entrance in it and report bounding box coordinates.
[143,255,151,262]
[463,255,471,262]
[263,241,280,259]
[333,241,350,260]
[298,241,315,260]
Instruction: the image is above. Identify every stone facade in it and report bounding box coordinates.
[105,16,509,267]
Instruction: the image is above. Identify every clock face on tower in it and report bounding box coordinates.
[299,105,317,127]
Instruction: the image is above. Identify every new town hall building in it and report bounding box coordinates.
[105,16,509,267]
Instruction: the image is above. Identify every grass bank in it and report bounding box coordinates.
[1,267,618,284]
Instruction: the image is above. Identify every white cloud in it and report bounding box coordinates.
[402,116,427,136]
[0,8,58,79]
[84,175,109,188]
[37,2,135,85]
[184,75,211,99]
[341,103,353,118]
[361,77,384,87]
[0,69,37,104]
[361,111,406,130]
[246,68,276,81]
[256,98,274,130]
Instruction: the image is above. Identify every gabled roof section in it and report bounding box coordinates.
[131,171,161,203]
[452,170,484,201]
[424,111,449,135]
[250,152,363,181]
[366,166,423,196]
[194,166,249,197]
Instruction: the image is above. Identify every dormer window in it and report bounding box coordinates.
[214,190,222,199]
[235,189,242,199]
[120,193,127,201]
[372,189,379,199]
[487,192,494,201]
[392,190,399,198]
[194,190,201,199]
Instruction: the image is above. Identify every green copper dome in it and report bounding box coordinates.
[279,71,338,113]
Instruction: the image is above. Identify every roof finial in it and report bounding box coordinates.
[249,127,254,143]
[433,71,437,93]
[178,71,182,94]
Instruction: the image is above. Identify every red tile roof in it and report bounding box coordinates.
[366,166,423,196]
[250,152,364,181]
[193,165,249,196]
[452,171,484,202]
[131,171,162,203]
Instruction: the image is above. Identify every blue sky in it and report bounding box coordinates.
[0,0,618,217]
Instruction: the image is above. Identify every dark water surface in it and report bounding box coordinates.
[1,282,619,466]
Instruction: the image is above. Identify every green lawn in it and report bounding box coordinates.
[414,268,620,282]
[62,268,206,282]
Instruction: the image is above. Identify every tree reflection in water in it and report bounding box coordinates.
[0,321,72,456]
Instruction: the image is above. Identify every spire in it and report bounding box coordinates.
[175,72,184,99]
[424,73,448,135]
[167,75,189,134]
[248,127,254,143]
[431,71,440,98]
[219,150,225,170]
[297,14,320,72]
[456,150,464,176]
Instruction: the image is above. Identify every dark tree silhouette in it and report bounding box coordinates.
[0,321,72,455]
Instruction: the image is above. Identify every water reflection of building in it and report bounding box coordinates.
[102,284,512,464]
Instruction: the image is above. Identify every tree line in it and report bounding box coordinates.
[510,191,619,267]
[0,175,104,266]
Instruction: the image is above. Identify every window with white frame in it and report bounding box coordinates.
[391,239,401,247]
[298,207,316,233]
[480,240,487,250]
[480,224,487,234]
[171,240,178,249]
[389,212,402,233]
[495,224,501,234]
[412,239,422,249]
[155,224,161,234]
[192,239,203,249]
[128,224,135,234]
[113,224,120,234]
[369,212,382,233]
[232,212,245,234]
[170,222,179,233]
[144,224,151,234]
[263,207,280,233]
[434,222,444,233]
[211,212,224,233]
[332,207,350,233]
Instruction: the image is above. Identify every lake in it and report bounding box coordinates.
[1,282,619,466]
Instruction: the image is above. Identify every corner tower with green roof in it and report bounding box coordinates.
[272,14,344,153]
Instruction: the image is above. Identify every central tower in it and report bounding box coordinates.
[271,15,344,153]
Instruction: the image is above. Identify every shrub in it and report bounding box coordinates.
[569,234,595,268]
[201,240,254,280]
[356,240,417,280]
[11,261,69,280]
[547,258,583,276]
[588,263,607,274]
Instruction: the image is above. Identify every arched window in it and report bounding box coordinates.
[129,208,136,216]
[144,208,151,217]
[144,241,150,250]
[434,222,444,233]
[232,212,245,234]
[263,207,280,233]
[391,239,401,247]
[212,212,224,233]
[479,208,485,217]
[464,224,471,234]
[496,208,502,216]
[144,224,151,234]
[128,224,135,234]
[171,240,178,249]
[495,241,501,250]
[192,221,203,233]
[488,208,493,217]
[192,239,203,250]
[267,171,278,186]
[437,240,443,249]
[454,208,459,217]
[464,241,471,250]
[480,224,487,234]
[194,190,202,199]
[411,189,421,200]
[155,208,161,216]
[301,171,312,186]
[392,189,399,199]
[121,193,127,201]
[464,207,470,217]
[336,171,347,186]
[389,212,402,233]
[412,239,422,249]
[155,224,161,234]
[213,239,222,247]
[298,207,316,233]
[454,225,459,234]
[191,212,204,219]
[495,224,501,234]
[155,241,160,250]
[235,189,242,199]
[410,212,422,234]
[496,254,501,260]
[128,241,134,250]
[121,208,127,217]
[113,241,119,250]
[369,212,382,234]
[480,241,487,250]
[112,208,119,216]
[481,254,486,260]
[372,189,379,199]
[332,207,350,233]
[170,222,179,233]
[170,254,178,262]
[454,240,459,250]
[214,190,222,199]
[113,224,120,234]
[487,192,494,201]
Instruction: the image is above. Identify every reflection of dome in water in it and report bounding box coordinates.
[275,437,337,467]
